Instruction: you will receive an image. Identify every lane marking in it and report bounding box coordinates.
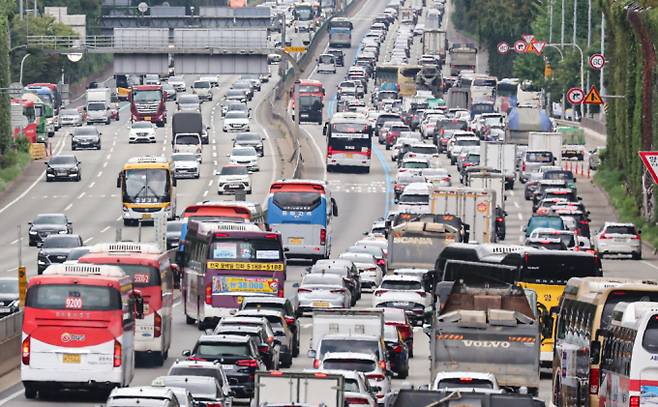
[0,389,23,406]
[203,190,209,197]
[89,181,96,189]
[641,260,658,271]
[208,180,213,187]
[517,213,523,220]
[84,237,95,244]
[100,226,111,233]
[78,192,86,199]
[10,239,18,245]
[97,171,103,177]
[513,201,519,208]
[64,203,73,211]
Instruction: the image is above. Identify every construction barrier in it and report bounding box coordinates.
[29,143,47,160]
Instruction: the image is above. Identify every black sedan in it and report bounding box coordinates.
[45,155,81,182]
[28,213,72,247]
[71,126,101,150]
[0,277,19,318]
[37,234,84,274]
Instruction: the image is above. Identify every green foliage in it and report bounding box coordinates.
[0,149,32,193]
[0,14,11,155]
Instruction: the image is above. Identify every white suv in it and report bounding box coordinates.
[216,164,252,195]
[595,222,642,259]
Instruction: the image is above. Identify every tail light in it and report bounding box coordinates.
[327,146,334,157]
[258,345,271,353]
[630,396,640,407]
[633,234,641,240]
[22,336,30,365]
[345,397,371,405]
[320,228,326,246]
[599,234,609,240]
[278,287,284,298]
[374,289,387,296]
[284,316,296,325]
[391,344,403,353]
[313,359,320,368]
[522,162,526,172]
[496,217,504,222]
[378,360,386,370]
[368,373,385,380]
[377,259,386,266]
[367,149,372,159]
[579,220,589,224]
[330,288,346,294]
[113,340,122,367]
[394,183,403,192]
[388,322,411,340]
[409,153,416,157]
[440,128,445,135]
[205,403,224,407]
[154,311,161,338]
[188,356,208,361]
[236,359,258,367]
[297,288,312,293]
[205,283,212,304]
[589,367,599,394]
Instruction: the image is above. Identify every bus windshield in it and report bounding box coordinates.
[497,83,518,97]
[522,254,599,284]
[26,284,122,311]
[123,169,170,204]
[210,238,283,262]
[272,192,321,211]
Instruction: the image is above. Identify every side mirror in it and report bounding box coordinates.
[307,349,317,358]
[116,176,121,188]
[172,177,177,187]
[579,240,586,247]
[182,349,192,357]
[28,222,32,226]
[322,123,328,135]
[422,323,431,338]
[331,197,338,217]
[638,230,643,235]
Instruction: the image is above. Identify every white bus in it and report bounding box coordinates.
[323,112,373,173]
[599,301,658,407]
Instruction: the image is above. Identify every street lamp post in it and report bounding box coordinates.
[19,53,31,86]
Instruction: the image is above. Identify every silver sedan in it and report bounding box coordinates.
[297,273,352,314]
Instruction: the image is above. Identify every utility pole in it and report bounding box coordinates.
[549,0,553,43]
[19,0,24,20]
[572,0,577,46]
[560,0,565,46]
[600,12,605,119]
[585,0,592,117]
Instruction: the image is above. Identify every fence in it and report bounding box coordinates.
[0,312,22,377]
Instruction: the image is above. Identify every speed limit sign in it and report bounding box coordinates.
[566,87,585,105]
[497,42,510,55]
[589,53,606,70]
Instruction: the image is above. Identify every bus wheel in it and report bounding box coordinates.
[24,385,37,399]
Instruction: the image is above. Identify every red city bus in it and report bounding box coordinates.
[183,222,286,329]
[79,243,174,365]
[20,264,143,399]
[290,79,325,124]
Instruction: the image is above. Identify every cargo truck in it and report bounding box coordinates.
[430,187,496,244]
[422,30,448,62]
[557,126,586,160]
[447,88,470,109]
[254,371,344,407]
[309,309,383,355]
[467,172,505,210]
[448,43,477,76]
[506,105,552,145]
[427,276,540,396]
[86,88,112,125]
[387,213,462,271]
[385,388,545,407]
[528,132,562,167]
[480,142,517,189]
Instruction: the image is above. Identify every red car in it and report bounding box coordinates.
[385,124,411,149]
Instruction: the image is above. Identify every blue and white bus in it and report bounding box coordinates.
[328,17,353,48]
[266,180,338,261]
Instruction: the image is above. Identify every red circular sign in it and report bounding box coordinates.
[566,87,585,105]
[513,40,527,54]
[588,53,606,70]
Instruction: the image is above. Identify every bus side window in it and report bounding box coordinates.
[123,296,135,330]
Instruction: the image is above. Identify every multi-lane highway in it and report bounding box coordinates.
[0,0,655,404]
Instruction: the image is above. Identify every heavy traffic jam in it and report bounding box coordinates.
[2,0,655,406]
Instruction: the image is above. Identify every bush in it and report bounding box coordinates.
[0,149,32,192]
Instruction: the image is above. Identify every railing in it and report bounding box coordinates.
[0,311,22,377]
[0,311,22,339]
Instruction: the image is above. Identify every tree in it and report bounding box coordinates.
[0,14,12,154]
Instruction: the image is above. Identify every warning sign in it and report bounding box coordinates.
[584,86,603,105]
[639,152,658,184]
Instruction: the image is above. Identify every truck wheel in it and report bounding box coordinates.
[24,385,37,399]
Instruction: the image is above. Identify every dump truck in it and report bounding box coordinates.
[448,43,477,76]
[422,30,448,61]
[506,105,552,145]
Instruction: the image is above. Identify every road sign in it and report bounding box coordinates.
[566,87,585,105]
[584,86,603,105]
[522,34,535,44]
[639,151,658,184]
[513,40,527,54]
[497,42,510,55]
[533,41,546,55]
[18,266,26,306]
[284,46,306,53]
[589,53,606,70]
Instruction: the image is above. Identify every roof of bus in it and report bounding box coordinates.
[132,85,163,90]
[183,203,252,218]
[186,221,266,236]
[28,264,130,288]
[270,179,327,193]
[296,79,322,86]
[564,277,658,303]
[79,253,164,266]
[11,98,34,107]
[123,162,170,170]
[331,113,368,124]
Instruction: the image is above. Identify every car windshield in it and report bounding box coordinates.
[168,367,221,382]
[526,152,553,162]
[194,81,210,89]
[528,217,564,231]
[73,127,98,136]
[319,339,380,359]
[49,156,75,165]
[236,134,260,142]
[87,102,105,111]
[226,111,248,119]
[410,145,436,154]
[399,194,429,205]
[403,161,429,169]
[175,135,200,145]
[232,148,256,156]
[61,109,79,116]
[0,279,18,294]
[322,359,376,372]
[319,55,335,64]
[43,235,80,248]
[381,280,422,290]
[437,378,494,389]
[456,139,480,146]
[66,247,89,261]
[34,214,66,225]
[344,378,361,393]
[179,95,199,104]
[227,90,244,97]
[132,122,152,129]
[605,225,637,235]
[172,154,198,162]
[221,166,248,175]
[194,342,250,357]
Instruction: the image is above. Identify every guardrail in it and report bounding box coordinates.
[0,311,22,378]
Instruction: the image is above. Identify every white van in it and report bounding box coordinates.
[317,54,337,74]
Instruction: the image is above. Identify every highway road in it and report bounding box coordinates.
[0,0,655,405]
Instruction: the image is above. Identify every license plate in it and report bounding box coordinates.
[63,353,81,364]
[614,238,626,242]
[392,301,410,307]
[289,237,303,245]
[144,116,151,121]
[345,153,353,158]
[313,301,330,308]
[0,307,9,313]
[142,214,152,220]
[222,364,235,370]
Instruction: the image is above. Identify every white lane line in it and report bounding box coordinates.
[0,389,23,406]
[509,190,515,196]
[212,152,217,158]
[208,180,213,187]
[162,146,166,152]
[513,201,520,208]
[97,171,103,177]
[64,203,73,211]
[203,190,209,197]
[213,160,218,166]
[517,213,523,220]
[0,135,66,215]
[84,237,95,244]
[100,226,111,233]
[89,181,96,188]
[641,261,658,271]
[103,162,108,168]
[78,192,86,199]
[116,216,122,221]
[10,239,18,245]
[212,145,217,151]
[301,126,327,181]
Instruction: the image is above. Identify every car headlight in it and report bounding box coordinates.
[29,230,37,235]
[58,230,68,234]
[37,260,46,265]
